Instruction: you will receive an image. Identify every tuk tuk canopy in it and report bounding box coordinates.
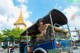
[21,9,67,36]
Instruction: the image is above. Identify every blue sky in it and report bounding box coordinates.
[13,0,72,22]
[24,0,72,22]
[0,0,80,30]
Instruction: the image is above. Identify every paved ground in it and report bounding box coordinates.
[73,49,80,53]
[0,46,80,53]
[0,48,19,53]
[72,47,80,53]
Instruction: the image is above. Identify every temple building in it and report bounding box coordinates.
[14,8,27,29]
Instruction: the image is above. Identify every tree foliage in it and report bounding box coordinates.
[0,28,24,42]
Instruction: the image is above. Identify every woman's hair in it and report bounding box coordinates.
[37,18,43,26]
[38,18,43,24]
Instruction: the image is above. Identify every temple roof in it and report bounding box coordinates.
[14,9,26,26]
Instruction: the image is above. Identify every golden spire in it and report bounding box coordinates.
[14,7,27,28]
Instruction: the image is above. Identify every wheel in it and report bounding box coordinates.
[33,48,48,53]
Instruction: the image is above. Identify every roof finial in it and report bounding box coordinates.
[14,0,27,29]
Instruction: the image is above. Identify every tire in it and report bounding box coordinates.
[33,48,48,53]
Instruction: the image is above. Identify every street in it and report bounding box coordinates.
[72,47,80,53]
[0,47,19,53]
[0,46,80,53]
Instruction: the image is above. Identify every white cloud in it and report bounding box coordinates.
[63,5,80,30]
[63,6,80,20]
[21,5,32,19]
[25,21,33,28]
[17,0,28,3]
[0,15,7,24]
[0,0,32,30]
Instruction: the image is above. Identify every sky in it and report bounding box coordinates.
[0,0,80,30]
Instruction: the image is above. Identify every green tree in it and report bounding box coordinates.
[0,33,8,42]
[1,28,24,42]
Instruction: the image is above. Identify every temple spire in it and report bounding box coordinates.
[14,6,27,29]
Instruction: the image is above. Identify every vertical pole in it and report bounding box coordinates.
[26,30,28,53]
[49,12,55,39]
[73,18,78,46]
[8,41,9,46]
[49,12,56,49]
[13,39,15,46]
[2,42,3,46]
[67,23,71,40]
[74,26,79,40]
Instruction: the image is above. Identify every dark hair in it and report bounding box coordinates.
[38,18,43,23]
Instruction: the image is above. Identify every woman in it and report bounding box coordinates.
[37,19,50,40]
